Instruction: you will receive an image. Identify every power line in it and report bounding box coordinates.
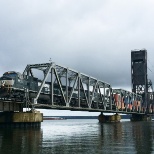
[147,66,153,73]
[148,59,154,68]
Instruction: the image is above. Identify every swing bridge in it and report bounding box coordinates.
[0,49,153,124]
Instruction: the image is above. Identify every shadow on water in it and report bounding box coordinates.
[99,121,154,154]
[0,127,42,154]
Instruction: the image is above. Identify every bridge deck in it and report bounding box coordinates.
[34,104,146,115]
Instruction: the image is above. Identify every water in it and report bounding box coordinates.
[0,119,154,154]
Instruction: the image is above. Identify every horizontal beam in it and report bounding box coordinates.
[33,104,146,115]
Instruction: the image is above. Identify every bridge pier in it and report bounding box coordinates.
[130,114,152,121]
[0,110,43,127]
[98,113,121,123]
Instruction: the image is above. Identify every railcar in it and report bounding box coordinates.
[0,71,38,101]
[0,71,110,109]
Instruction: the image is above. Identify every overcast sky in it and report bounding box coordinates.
[1,0,154,116]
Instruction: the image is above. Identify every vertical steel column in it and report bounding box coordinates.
[120,91,122,110]
[103,84,106,110]
[96,84,99,109]
[88,77,90,108]
[109,86,112,110]
[132,93,134,112]
[126,93,128,112]
[78,73,80,107]
[128,94,130,111]
[66,68,69,107]
[50,67,54,105]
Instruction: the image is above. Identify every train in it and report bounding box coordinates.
[0,71,38,101]
[0,71,150,113]
[0,71,107,109]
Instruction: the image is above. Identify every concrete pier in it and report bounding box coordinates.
[98,113,121,123]
[0,111,43,127]
[130,114,152,121]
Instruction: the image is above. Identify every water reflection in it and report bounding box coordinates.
[41,120,100,153]
[132,122,154,154]
[98,122,132,153]
[99,121,154,154]
[0,127,42,154]
[0,120,153,154]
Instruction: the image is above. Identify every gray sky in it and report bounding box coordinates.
[1,0,154,116]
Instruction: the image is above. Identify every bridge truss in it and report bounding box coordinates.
[22,62,146,114]
[23,63,112,111]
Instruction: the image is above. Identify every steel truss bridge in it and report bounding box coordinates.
[22,62,151,115]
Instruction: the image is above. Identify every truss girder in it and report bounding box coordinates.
[23,63,112,110]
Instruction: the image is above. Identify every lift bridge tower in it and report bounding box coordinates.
[131,49,153,112]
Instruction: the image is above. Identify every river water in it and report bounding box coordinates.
[0,119,153,154]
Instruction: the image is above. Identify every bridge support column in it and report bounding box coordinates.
[0,110,43,127]
[98,113,121,123]
[130,114,152,121]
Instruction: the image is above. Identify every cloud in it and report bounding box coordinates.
[0,0,154,91]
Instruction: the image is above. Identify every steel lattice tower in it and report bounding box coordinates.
[131,49,148,107]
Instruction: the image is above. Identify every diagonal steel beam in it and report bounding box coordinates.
[33,63,53,104]
[68,76,78,103]
[54,68,66,104]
